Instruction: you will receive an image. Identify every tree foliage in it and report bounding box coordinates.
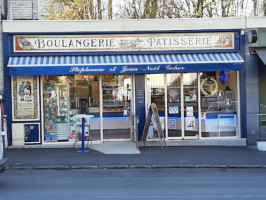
[44,0,89,20]
[41,0,266,20]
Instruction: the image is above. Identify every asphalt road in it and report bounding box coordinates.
[1,168,266,200]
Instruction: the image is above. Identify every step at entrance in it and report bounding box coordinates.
[93,141,141,154]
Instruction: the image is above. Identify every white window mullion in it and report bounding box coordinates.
[164,74,168,140]
[99,75,103,143]
[198,73,202,139]
[181,73,184,139]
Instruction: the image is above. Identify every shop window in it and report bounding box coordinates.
[42,75,100,142]
[200,71,239,138]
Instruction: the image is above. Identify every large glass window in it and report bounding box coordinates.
[200,71,239,137]
[43,75,100,142]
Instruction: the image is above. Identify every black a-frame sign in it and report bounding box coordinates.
[139,103,166,149]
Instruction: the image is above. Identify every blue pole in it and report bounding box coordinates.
[81,117,85,152]
[77,117,90,153]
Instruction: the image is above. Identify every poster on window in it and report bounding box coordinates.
[169,106,179,114]
[185,117,195,131]
[186,106,194,117]
[12,76,39,121]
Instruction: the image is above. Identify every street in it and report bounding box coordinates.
[1,168,266,200]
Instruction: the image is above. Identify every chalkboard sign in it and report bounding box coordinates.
[139,103,166,149]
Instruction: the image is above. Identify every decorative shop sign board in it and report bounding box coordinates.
[139,103,166,149]
[14,32,234,52]
[12,76,40,121]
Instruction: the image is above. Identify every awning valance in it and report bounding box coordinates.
[8,53,244,76]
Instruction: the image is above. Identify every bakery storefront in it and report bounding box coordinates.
[3,27,246,147]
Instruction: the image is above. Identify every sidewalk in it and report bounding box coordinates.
[5,146,266,170]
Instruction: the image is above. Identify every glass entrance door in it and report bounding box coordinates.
[102,74,133,140]
[146,74,166,139]
[167,74,181,138]
[146,73,199,140]
[182,73,199,139]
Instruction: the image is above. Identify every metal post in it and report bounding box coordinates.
[77,117,90,153]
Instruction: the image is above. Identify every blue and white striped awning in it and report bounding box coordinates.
[8,53,244,76]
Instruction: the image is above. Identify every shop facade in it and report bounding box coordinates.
[2,19,247,147]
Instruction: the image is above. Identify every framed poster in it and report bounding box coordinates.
[185,117,195,131]
[169,106,179,114]
[186,106,194,117]
[168,119,177,129]
[12,76,40,121]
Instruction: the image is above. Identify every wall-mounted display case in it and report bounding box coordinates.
[43,83,70,141]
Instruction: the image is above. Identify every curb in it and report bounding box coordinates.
[5,164,266,170]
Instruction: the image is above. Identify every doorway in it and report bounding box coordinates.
[102,74,134,141]
[146,73,199,140]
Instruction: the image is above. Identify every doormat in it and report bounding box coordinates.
[93,141,141,154]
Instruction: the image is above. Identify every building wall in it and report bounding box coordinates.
[258,59,266,141]
[245,27,266,145]
[8,0,40,20]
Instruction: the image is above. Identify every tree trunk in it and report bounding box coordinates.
[221,0,227,17]
[108,0,112,19]
[83,0,89,19]
[196,0,204,18]
[98,0,102,19]
[151,0,158,18]
[89,0,95,19]
[253,0,258,16]
[143,0,151,18]
[264,0,266,16]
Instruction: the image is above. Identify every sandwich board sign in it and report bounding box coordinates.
[139,103,166,149]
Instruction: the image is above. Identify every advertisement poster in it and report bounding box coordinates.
[185,117,195,131]
[12,76,39,120]
[169,89,180,102]
[186,106,194,117]
[169,106,179,114]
